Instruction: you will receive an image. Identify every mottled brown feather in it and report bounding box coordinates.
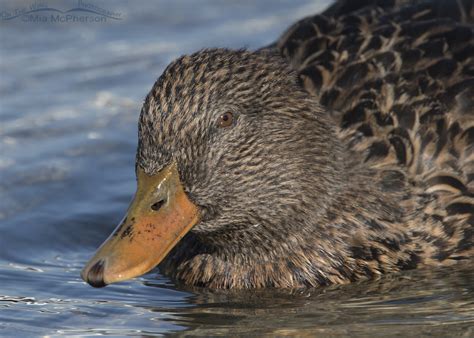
[133,0,474,288]
[278,0,474,267]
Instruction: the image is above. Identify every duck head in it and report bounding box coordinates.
[81,49,346,288]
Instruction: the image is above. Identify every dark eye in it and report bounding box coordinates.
[218,112,234,128]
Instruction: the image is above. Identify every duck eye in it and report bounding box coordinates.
[218,112,234,128]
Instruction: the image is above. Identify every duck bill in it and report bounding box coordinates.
[81,163,200,287]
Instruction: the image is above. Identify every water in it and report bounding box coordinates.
[0,0,473,336]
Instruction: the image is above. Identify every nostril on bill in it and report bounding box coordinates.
[151,199,166,211]
[85,260,107,288]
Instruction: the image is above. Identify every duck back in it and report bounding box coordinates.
[278,0,474,262]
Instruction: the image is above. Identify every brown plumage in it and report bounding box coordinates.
[133,0,474,288]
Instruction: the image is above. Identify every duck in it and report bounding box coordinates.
[81,0,474,289]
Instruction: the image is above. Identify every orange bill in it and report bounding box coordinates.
[81,162,200,287]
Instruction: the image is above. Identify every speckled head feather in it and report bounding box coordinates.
[137,49,345,237]
[137,49,305,173]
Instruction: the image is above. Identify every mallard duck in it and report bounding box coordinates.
[82,0,474,289]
